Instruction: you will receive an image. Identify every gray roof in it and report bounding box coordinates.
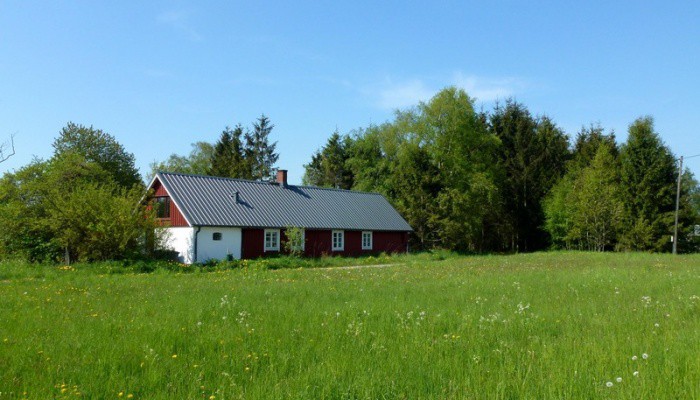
[154,172,412,232]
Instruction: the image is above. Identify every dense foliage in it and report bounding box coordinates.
[301,88,698,253]
[0,125,160,263]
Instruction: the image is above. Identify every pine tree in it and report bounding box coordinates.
[302,131,354,189]
[489,100,570,251]
[244,115,279,181]
[618,116,677,251]
[208,125,247,178]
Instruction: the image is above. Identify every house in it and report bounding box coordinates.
[147,170,413,263]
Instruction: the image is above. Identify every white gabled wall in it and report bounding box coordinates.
[162,227,195,264]
[196,227,242,262]
[161,226,242,263]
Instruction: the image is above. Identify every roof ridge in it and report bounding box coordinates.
[158,171,277,186]
[157,171,383,196]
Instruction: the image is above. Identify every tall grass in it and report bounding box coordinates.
[1,252,699,399]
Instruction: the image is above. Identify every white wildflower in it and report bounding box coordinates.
[633,371,639,377]
[642,353,649,360]
[606,382,613,387]
[631,355,638,361]
[616,377,622,383]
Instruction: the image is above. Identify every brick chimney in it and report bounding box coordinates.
[276,169,288,187]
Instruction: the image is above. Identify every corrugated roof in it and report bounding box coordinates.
[155,172,413,232]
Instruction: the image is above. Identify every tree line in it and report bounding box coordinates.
[303,88,700,253]
[0,89,698,263]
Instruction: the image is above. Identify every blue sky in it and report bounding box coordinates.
[1,1,699,184]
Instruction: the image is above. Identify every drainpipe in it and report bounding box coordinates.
[193,226,201,263]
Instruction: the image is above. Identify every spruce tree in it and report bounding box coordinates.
[302,131,354,189]
[208,125,247,178]
[244,115,279,181]
[618,116,677,251]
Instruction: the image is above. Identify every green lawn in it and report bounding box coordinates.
[1,252,699,399]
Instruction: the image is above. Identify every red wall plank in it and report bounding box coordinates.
[149,178,189,227]
[241,228,408,259]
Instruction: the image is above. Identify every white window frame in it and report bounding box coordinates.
[264,229,280,252]
[361,231,373,250]
[332,230,344,251]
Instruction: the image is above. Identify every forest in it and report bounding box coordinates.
[0,87,698,262]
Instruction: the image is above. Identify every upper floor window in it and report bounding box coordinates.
[155,197,170,219]
[362,231,373,250]
[264,229,280,252]
[332,230,344,251]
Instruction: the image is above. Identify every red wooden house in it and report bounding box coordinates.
[147,170,412,263]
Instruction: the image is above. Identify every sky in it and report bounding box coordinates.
[1,1,699,184]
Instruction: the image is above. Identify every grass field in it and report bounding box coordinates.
[1,252,699,399]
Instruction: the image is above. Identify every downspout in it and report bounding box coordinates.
[193,226,201,263]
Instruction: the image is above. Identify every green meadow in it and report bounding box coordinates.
[1,252,699,399]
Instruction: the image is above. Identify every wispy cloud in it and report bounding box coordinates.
[376,80,435,110]
[452,73,523,103]
[156,9,202,41]
[371,73,526,110]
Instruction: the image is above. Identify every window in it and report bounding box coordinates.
[362,231,373,250]
[264,229,280,252]
[212,232,222,241]
[332,230,344,251]
[155,197,170,219]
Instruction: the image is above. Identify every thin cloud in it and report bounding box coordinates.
[156,9,203,41]
[376,80,435,110]
[372,74,526,110]
[453,73,523,103]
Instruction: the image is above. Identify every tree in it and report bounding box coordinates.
[208,125,249,178]
[303,131,354,189]
[244,115,279,181]
[342,87,502,251]
[0,153,158,262]
[390,143,442,250]
[0,134,16,164]
[571,144,624,251]
[53,122,141,188]
[570,124,617,171]
[149,142,214,178]
[618,117,677,251]
[543,173,577,249]
[488,100,570,252]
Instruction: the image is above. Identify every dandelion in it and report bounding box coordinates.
[633,371,639,377]
[642,353,649,360]
[172,354,178,359]
[119,392,124,397]
[127,395,133,399]
[606,382,613,387]
[616,377,622,383]
[209,396,216,400]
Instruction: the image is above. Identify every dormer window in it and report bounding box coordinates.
[155,197,171,219]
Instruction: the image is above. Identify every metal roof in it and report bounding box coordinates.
[155,172,413,232]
